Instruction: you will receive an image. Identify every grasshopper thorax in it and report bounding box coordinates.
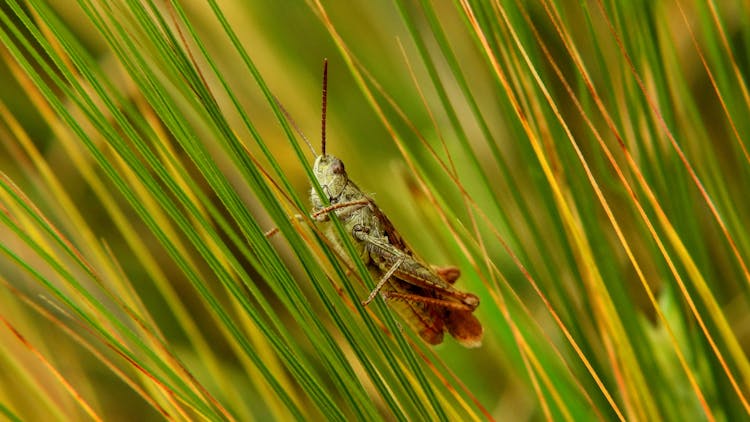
[311,154,348,208]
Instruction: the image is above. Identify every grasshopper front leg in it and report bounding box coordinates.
[264,214,305,237]
[264,199,371,237]
[312,199,370,221]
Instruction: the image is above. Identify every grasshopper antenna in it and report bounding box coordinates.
[321,58,328,156]
[274,96,317,157]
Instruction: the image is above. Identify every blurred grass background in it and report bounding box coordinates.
[1,0,749,420]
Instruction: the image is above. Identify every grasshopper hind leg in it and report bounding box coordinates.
[361,255,405,306]
[384,290,483,347]
[382,288,445,345]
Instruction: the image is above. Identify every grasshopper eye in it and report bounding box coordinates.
[332,160,345,175]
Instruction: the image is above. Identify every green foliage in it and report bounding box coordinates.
[0,0,748,420]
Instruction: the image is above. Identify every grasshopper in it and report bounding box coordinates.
[278,60,483,347]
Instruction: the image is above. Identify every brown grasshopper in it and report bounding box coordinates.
[279,60,483,347]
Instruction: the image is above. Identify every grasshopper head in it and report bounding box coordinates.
[311,154,348,207]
